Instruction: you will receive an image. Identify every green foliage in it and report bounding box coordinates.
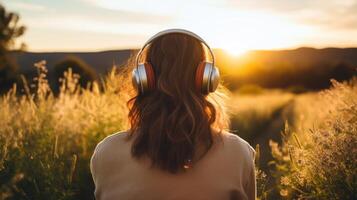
[0,54,18,94]
[0,61,131,199]
[0,4,26,51]
[0,3,26,94]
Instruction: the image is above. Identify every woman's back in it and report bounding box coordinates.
[90,29,256,200]
[90,130,256,200]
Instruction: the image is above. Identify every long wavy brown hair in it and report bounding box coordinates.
[126,33,230,173]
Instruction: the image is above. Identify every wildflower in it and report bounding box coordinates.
[280,189,289,197]
[280,176,290,186]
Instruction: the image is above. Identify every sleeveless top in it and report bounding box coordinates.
[90,130,256,200]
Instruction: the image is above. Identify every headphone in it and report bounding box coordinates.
[132,29,220,94]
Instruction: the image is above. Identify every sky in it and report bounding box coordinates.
[2,0,357,53]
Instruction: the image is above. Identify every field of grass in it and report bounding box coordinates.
[0,61,130,199]
[228,80,356,199]
[0,61,356,199]
[269,80,357,199]
[229,91,295,176]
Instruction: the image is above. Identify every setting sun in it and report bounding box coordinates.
[222,44,249,56]
[199,11,314,54]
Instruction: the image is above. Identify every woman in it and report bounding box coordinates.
[90,29,256,200]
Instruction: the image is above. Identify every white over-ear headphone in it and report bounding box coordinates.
[132,28,220,94]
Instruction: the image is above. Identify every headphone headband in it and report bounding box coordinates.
[135,29,215,66]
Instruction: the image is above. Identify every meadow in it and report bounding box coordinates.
[231,82,357,199]
[0,60,356,200]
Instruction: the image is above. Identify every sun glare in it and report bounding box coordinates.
[223,45,249,57]
[183,10,314,56]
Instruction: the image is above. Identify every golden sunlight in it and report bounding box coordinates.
[223,45,249,57]
[201,11,314,53]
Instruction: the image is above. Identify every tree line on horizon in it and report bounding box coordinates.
[0,3,97,95]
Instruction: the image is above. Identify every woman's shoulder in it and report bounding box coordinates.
[90,130,130,182]
[90,130,130,167]
[219,130,256,160]
[93,130,130,155]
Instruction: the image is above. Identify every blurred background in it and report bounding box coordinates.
[0,0,356,200]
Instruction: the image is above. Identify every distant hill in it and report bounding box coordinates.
[247,47,357,65]
[8,47,357,91]
[215,47,357,90]
[6,50,134,94]
[10,47,357,74]
[9,49,133,75]
[215,47,357,71]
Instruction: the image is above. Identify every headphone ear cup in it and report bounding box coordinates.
[197,62,220,94]
[209,66,220,92]
[201,62,214,94]
[195,61,206,93]
[132,63,156,94]
[144,62,155,90]
[132,68,140,92]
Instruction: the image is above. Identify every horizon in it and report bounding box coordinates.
[11,46,357,54]
[2,0,357,54]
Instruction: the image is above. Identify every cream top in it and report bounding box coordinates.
[90,130,256,200]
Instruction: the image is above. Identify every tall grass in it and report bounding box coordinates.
[229,91,294,141]
[1,60,355,199]
[270,79,357,199]
[0,61,130,199]
[228,90,297,199]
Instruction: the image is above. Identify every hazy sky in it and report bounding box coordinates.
[2,0,357,53]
